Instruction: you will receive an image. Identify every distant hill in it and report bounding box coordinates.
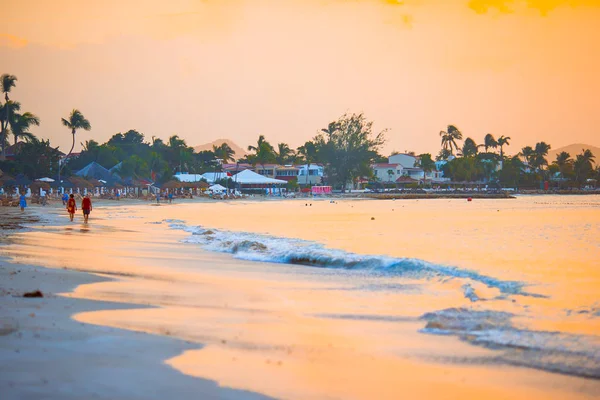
[193,139,247,159]
[547,143,600,162]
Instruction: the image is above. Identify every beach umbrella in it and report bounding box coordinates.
[161,180,184,189]
[36,177,55,182]
[68,176,94,189]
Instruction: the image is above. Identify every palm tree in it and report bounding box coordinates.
[387,169,394,183]
[483,134,498,153]
[59,109,91,182]
[497,135,511,159]
[573,149,596,185]
[417,153,436,184]
[297,140,317,186]
[212,143,235,164]
[0,74,17,158]
[553,151,572,179]
[247,135,275,176]
[521,146,535,168]
[9,111,40,145]
[532,142,551,172]
[462,137,479,157]
[275,142,293,165]
[439,125,463,155]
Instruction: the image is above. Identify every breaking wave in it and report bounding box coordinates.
[421,308,600,379]
[167,222,538,297]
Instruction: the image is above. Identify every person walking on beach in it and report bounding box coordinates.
[62,192,69,206]
[81,194,92,223]
[19,192,27,212]
[156,192,160,204]
[168,192,173,204]
[66,194,77,222]
[116,191,120,201]
[40,189,47,206]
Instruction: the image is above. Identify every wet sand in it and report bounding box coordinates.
[1,200,599,399]
[0,206,269,400]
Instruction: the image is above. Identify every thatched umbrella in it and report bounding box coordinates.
[161,180,184,189]
[69,176,94,190]
[185,180,209,189]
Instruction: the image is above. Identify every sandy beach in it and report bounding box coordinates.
[0,204,270,400]
[1,197,599,399]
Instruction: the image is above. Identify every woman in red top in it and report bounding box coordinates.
[81,195,92,223]
[66,194,77,222]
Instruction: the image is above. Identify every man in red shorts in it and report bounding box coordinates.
[81,194,93,223]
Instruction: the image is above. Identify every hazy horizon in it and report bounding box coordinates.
[3,0,600,156]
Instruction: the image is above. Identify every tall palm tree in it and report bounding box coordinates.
[439,125,463,155]
[483,133,498,153]
[532,142,551,171]
[275,142,293,165]
[9,111,40,145]
[247,135,275,175]
[553,151,572,179]
[0,74,17,158]
[497,135,511,159]
[59,109,91,181]
[212,143,235,164]
[521,146,535,170]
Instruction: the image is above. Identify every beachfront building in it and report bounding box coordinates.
[371,154,448,185]
[372,163,403,183]
[275,166,300,182]
[297,164,324,185]
[221,163,318,185]
[388,153,417,168]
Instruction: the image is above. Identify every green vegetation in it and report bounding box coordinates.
[0,72,597,191]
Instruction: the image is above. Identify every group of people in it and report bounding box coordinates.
[62,193,93,222]
[18,192,93,223]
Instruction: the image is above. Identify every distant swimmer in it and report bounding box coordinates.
[81,194,93,223]
[67,194,77,222]
[19,192,27,212]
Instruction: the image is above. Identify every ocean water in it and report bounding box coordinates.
[4,195,600,399]
[159,196,600,382]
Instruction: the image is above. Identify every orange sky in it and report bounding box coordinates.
[3,0,600,156]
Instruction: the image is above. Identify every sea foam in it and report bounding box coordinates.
[167,222,535,297]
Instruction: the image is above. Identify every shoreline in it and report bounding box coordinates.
[0,207,270,400]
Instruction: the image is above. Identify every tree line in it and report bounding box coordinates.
[437,126,598,188]
[1,73,598,189]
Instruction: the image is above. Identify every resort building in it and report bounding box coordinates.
[371,153,449,185]
[297,164,324,185]
[372,163,403,183]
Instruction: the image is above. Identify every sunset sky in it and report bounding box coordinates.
[3,0,600,156]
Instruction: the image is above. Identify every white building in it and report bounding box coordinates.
[372,163,403,183]
[388,153,417,168]
[297,164,324,185]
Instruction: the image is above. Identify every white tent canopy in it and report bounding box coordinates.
[202,172,230,183]
[232,169,286,185]
[36,177,55,182]
[209,184,226,192]
[173,173,205,183]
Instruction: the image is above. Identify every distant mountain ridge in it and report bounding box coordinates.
[193,139,247,159]
[547,143,600,162]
